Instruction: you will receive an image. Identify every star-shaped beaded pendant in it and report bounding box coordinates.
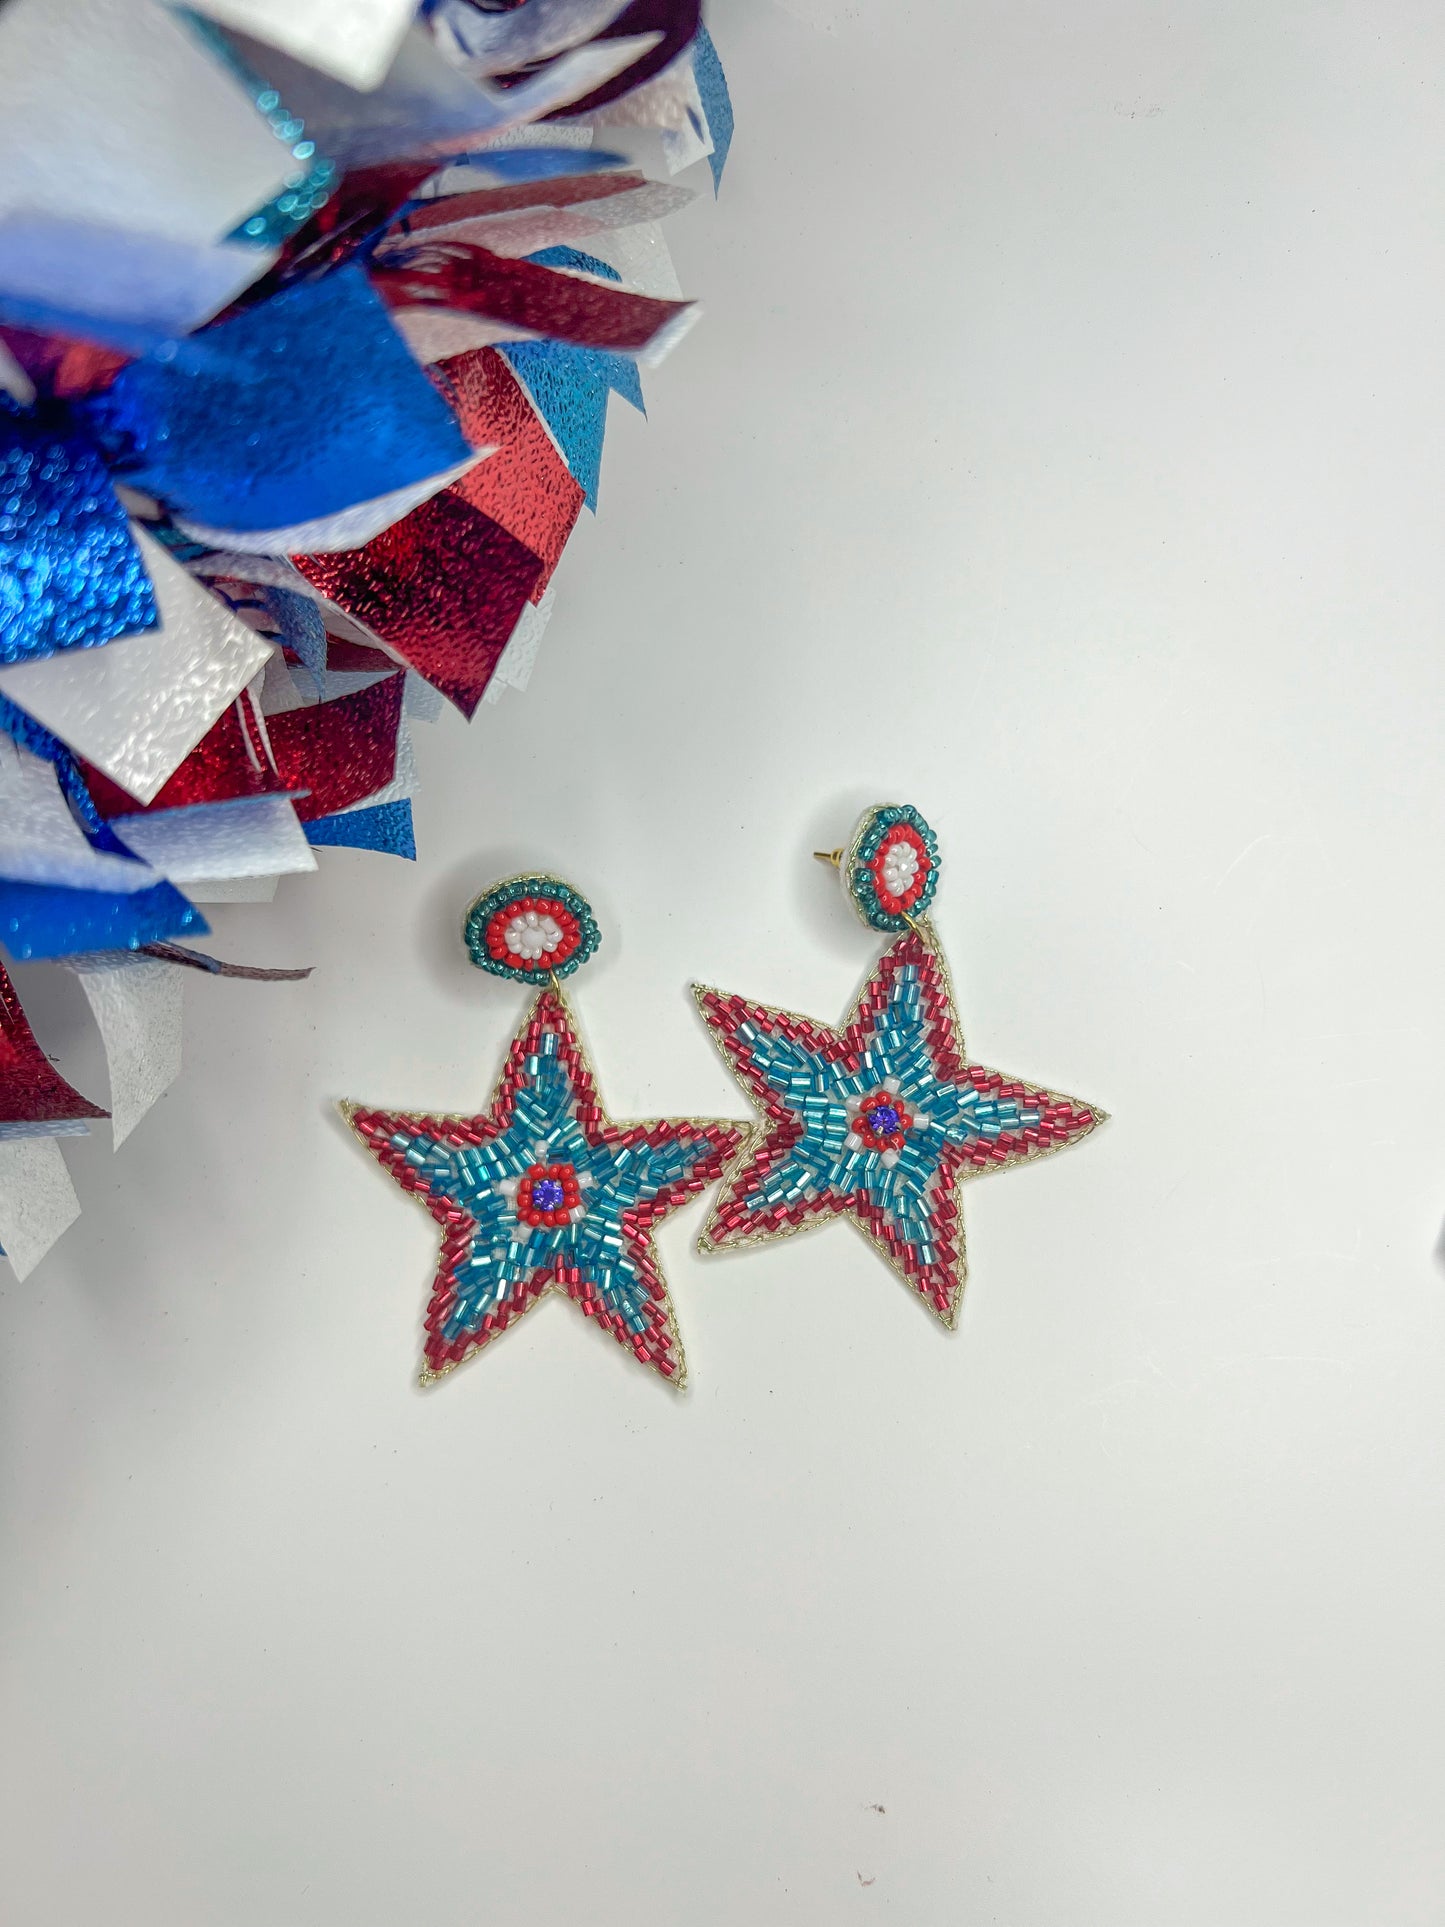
[694,806,1107,1326]
[342,875,741,1387]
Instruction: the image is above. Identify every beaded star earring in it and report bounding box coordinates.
[342,875,742,1388]
[693,806,1107,1328]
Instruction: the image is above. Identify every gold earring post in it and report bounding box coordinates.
[813,848,843,868]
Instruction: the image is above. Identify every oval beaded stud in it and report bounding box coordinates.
[463,874,601,984]
[840,803,941,931]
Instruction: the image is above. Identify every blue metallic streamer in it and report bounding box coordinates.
[304,799,415,858]
[0,399,158,666]
[501,341,609,508]
[426,147,630,185]
[85,266,473,534]
[0,877,207,960]
[522,250,645,409]
[502,249,646,510]
[258,585,327,684]
[691,24,733,192]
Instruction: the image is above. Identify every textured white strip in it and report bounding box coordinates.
[186,876,281,903]
[272,27,660,172]
[580,221,682,298]
[633,298,701,368]
[403,671,446,724]
[0,0,294,241]
[391,309,535,364]
[0,742,158,893]
[0,1137,79,1280]
[0,337,36,402]
[582,46,706,140]
[68,955,184,1149]
[189,0,419,93]
[658,59,714,176]
[256,654,305,717]
[176,451,490,555]
[473,124,595,158]
[0,213,274,342]
[484,585,556,704]
[259,663,396,716]
[114,795,317,885]
[0,528,274,805]
[381,182,695,262]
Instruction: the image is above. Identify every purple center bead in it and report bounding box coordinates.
[867,1103,902,1137]
[531,1177,566,1211]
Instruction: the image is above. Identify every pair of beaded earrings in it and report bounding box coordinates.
[341,804,1106,1389]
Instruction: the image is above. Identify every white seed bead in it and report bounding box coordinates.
[881,838,919,897]
[503,910,564,960]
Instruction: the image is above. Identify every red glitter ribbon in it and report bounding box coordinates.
[0,325,129,400]
[80,698,282,820]
[0,962,108,1125]
[233,161,442,308]
[371,244,692,354]
[398,172,650,237]
[441,348,582,596]
[532,0,701,117]
[264,671,404,819]
[294,496,543,717]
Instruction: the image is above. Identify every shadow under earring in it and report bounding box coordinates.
[693,805,1107,1328]
[342,874,741,1388]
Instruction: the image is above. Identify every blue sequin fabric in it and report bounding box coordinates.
[0,400,157,664]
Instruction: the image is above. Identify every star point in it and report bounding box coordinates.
[345,989,741,1388]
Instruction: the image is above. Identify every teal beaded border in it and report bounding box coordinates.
[463,874,601,984]
[845,803,941,932]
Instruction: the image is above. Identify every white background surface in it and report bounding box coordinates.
[4,3,1445,1921]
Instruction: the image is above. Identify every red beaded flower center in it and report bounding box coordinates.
[483,894,582,973]
[516,1161,583,1228]
[869,822,931,916]
[853,1091,912,1152]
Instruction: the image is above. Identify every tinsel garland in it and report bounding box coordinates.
[0,0,732,1275]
